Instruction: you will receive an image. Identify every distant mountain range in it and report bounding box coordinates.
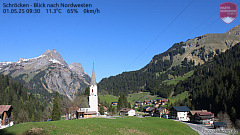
[98,24,240,97]
[0,49,91,100]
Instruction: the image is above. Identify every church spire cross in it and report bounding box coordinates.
[90,63,97,86]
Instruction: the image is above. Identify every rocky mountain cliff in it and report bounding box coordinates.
[164,24,240,67]
[0,49,91,100]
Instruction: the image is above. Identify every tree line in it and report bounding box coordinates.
[170,42,240,128]
[0,74,47,123]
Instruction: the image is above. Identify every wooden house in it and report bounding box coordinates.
[143,100,150,105]
[111,102,117,106]
[0,105,13,126]
[134,101,142,108]
[189,110,214,125]
[119,108,135,116]
[155,107,169,118]
[137,91,142,94]
[66,104,79,120]
[143,106,155,116]
[76,108,97,118]
[213,122,227,129]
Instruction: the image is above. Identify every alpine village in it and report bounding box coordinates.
[1,24,240,134]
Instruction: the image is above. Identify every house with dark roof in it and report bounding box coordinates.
[213,122,227,129]
[119,108,135,116]
[143,106,155,116]
[155,107,169,118]
[134,101,142,108]
[0,105,13,128]
[170,106,191,121]
[111,102,118,106]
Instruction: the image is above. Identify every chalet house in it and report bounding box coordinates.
[162,99,168,102]
[156,99,162,103]
[189,110,214,125]
[76,108,97,118]
[66,104,79,120]
[143,100,150,105]
[134,101,142,108]
[170,106,190,121]
[213,122,227,129]
[143,106,155,116]
[119,108,135,116]
[155,107,169,118]
[111,102,117,106]
[0,105,13,128]
[146,102,152,105]
[137,91,142,94]
[161,99,168,105]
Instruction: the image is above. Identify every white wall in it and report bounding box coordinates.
[177,112,189,121]
[128,110,136,116]
[89,85,98,113]
[90,85,97,96]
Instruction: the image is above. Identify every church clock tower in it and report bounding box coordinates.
[89,64,98,114]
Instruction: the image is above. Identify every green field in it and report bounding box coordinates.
[0,117,197,135]
[128,92,159,104]
[99,92,160,105]
[168,91,189,105]
[166,70,194,85]
[99,94,118,104]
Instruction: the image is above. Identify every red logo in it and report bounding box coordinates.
[219,2,237,24]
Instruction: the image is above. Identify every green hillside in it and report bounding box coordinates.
[99,92,160,105]
[128,92,159,104]
[173,42,240,128]
[99,94,118,104]
[0,117,197,135]
[168,91,189,105]
[166,70,194,85]
[98,24,240,98]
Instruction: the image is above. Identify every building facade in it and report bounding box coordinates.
[76,64,99,118]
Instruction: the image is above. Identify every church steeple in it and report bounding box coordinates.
[90,63,97,86]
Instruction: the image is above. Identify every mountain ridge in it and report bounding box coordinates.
[0,49,91,100]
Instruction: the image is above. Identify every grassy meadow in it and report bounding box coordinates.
[99,94,118,104]
[128,92,160,104]
[166,70,194,85]
[99,92,160,105]
[0,117,197,135]
[167,91,189,105]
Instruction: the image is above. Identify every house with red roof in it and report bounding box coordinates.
[189,110,214,125]
[0,105,13,128]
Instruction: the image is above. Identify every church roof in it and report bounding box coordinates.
[90,63,97,86]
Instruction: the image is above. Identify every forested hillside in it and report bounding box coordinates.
[98,24,240,98]
[0,74,46,123]
[99,42,195,97]
[171,42,240,128]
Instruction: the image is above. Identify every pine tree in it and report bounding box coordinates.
[117,95,123,111]
[84,87,90,96]
[117,93,129,111]
[100,105,104,115]
[52,92,61,121]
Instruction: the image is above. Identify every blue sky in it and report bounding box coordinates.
[0,0,239,82]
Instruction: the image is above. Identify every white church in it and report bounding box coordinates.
[76,64,99,118]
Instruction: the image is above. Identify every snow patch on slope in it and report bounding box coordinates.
[0,61,12,65]
[49,59,63,65]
